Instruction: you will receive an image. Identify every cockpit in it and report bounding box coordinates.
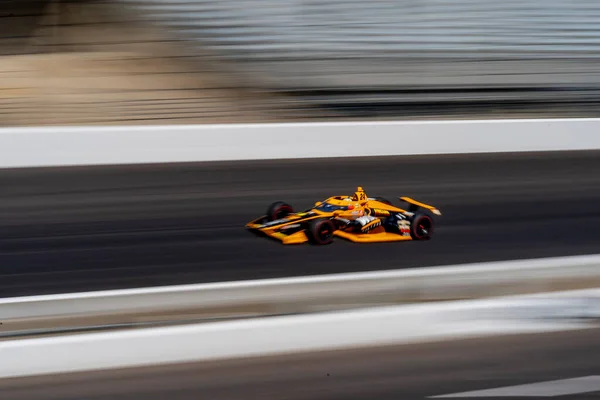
[313,201,350,213]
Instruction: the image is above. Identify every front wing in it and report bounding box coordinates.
[246,214,313,244]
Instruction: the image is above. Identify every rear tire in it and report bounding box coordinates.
[266,201,294,221]
[410,213,433,240]
[307,218,336,245]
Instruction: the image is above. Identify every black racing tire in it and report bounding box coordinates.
[266,201,294,221]
[410,213,434,240]
[307,218,336,245]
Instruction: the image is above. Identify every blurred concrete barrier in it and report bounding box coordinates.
[1,288,598,379]
[1,118,600,168]
[1,255,599,337]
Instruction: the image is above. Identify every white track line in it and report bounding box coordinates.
[430,376,600,398]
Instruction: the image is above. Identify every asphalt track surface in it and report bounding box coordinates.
[1,328,598,399]
[1,150,600,297]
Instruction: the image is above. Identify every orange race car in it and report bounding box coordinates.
[246,186,441,245]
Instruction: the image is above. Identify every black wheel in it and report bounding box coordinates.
[307,218,336,245]
[266,201,294,221]
[410,213,434,240]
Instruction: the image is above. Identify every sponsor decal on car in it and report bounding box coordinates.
[260,218,290,227]
[397,218,411,236]
[280,224,301,230]
[373,208,390,216]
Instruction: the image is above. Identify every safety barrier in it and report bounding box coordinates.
[1,288,598,379]
[1,254,599,337]
[1,118,600,168]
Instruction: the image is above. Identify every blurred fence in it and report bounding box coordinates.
[127,1,600,60]
[125,1,600,108]
[126,1,600,80]
[1,0,600,125]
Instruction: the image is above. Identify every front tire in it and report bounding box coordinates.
[266,201,294,221]
[307,218,336,245]
[410,213,434,240]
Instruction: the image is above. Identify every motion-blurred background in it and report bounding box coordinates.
[2,0,600,127]
[1,3,600,398]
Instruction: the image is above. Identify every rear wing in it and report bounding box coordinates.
[399,197,442,216]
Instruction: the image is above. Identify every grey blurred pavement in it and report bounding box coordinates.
[1,151,600,297]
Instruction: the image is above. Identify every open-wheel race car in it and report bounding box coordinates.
[246,186,441,245]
